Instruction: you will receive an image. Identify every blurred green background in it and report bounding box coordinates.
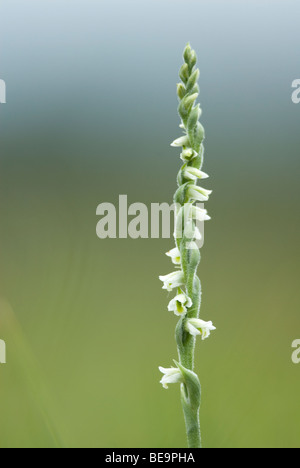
[0,0,300,448]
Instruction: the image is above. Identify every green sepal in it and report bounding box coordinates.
[186,69,200,93]
[179,63,189,84]
[189,84,199,96]
[178,93,198,124]
[177,83,186,100]
[172,360,201,448]
[177,163,187,186]
[187,104,201,134]
[189,50,197,72]
[182,243,201,273]
[175,316,188,351]
[188,151,203,171]
[183,44,197,73]
[175,361,201,412]
[174,182,193,206]
[188,122,205,154]
[183,44,192,66]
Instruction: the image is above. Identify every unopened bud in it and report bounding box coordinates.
[177,83,186,100]
[186,69,200,93]
[179,63,189,84]
[187,104,201,132]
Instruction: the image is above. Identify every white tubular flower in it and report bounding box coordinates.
[187,185,212,202]
[171,135,190,147]
[166,247,181,265]
[186,318,216,340]
[180,148,198,162]
[192,206,211,222]
[184,167,209,181]
[159,271,185,292]
[168,292,192,316]
[159,366,183,389]
[193,226,202,240]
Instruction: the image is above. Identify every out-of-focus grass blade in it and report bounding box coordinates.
[0,299,65,448]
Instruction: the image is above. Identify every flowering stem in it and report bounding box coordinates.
[159,44,216,449]
[175,230,202,447]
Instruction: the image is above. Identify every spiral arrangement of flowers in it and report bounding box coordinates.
[159,44,216,448]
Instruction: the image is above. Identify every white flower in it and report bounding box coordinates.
[180,148,198,162]
[168,292,192,316]
[193,226,202,240]
[184,167,209,181]
[170,136,190,147]
[166,247,181,265]
[159,271,185,292]
[192,206,211,222]
[159,366,183,389]
[186,318,216,340]
[187,185,212,202]
[184,218,196,240]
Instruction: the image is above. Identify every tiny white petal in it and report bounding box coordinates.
[192,206,211,222]
[159,366,183,389]
[168,293,192,316]
[193,227,203,240]
[186,318,216,340]
[184,167,209,181]
[171,136,190,147]
[186,321,201,336]
[159,366,178,375]
[187,186,212,202]
[166,247,181,265]
[159,271,185,292]
[180,148,198,162]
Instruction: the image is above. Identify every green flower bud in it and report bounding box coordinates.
[176,361,201,412]
[179,63,189,84]
[177,83,186,100]
[189,50,197,70]
[187,104,201,133]
[183,43,192,64]
[178,93,199,122]
[191,123,205,153]
[190,84,199,95]
[174,182,191,206]
[186,69,200,93]
[184,44,197,72]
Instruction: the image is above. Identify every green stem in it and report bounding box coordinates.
[181,389,201,448]
[175,238,202,448]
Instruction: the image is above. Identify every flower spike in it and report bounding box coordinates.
[158,44,216,449]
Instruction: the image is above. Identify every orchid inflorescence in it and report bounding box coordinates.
[158,44,216,448]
